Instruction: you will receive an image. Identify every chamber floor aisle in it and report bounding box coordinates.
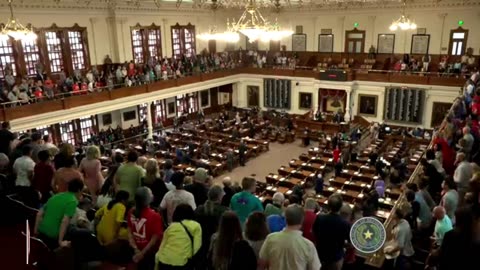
[213,139,308,184]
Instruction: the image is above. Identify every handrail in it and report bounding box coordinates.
[365,95,458,267]
[1,66,467,108]
[0,67,233,108]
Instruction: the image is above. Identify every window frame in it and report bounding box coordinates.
[170,23,196,59]
[36,23,90,76]
[448,27,469,56]
[59,120,76,145]
[0,37,17,78]
[130,23,162,64]
[79,116,94,143]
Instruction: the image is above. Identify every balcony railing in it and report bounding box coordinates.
[0,67,466,122]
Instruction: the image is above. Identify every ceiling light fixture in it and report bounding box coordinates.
[227,0,293,43]
[389,0,417,31]
[0,0,37,41]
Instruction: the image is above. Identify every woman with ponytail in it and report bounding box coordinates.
[95,190,130,246]
[127,187,164,270]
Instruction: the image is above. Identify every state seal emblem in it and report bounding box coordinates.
[349,217,386,254]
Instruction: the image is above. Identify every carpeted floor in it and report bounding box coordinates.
[213,139,309,185]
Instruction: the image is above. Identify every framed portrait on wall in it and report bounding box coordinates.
[200,90,209,107]
[102,113,112,125]
[292,34,307,52]
[167,102,175,115]
[431,102,452,127]
[377,34,395,54]
[325,97,345,113]
[299,92,313,109]
[247,85,260,107]
[318,34,334,52]
[411,34,430,54]
[358,94,378,117]
[123,111,136,121]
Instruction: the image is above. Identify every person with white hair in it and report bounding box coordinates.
[302,198,318,243]
[453,152,472,205]
[432,206,453,246]
[265,192,285,217]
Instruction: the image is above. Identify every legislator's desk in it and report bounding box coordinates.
[295,117,349,134]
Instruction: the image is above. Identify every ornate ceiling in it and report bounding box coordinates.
[3,0,480,11]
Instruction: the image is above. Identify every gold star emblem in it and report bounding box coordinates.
[364,230,373,240]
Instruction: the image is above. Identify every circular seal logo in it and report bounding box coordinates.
[349,217,386,254]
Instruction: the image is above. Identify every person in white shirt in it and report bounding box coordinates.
[260,204,321,270]
[13,145,36,187]
[432,206,453,246]
[453,152,472,204]
[385,208,414,269]
[160,171,196,224]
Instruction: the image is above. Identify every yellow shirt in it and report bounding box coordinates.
[95,203,128,245]
[155,220,202,268]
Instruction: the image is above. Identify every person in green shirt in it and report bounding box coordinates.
[264,192,284,217]
[34,178,84,250]
[115,151,145,201]
[230,177,264,226]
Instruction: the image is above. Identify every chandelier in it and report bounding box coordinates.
[0,0,37,41]
[198,0,292,43]
[228,0,293,43]
[197,26,240,43]
[389,0,417,31]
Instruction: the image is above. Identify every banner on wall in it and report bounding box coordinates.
[383,87,425,124]
[263,79,291,109]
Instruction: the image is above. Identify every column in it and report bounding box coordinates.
[344,89,351,122]
[146,102,153,139]
[89,18,99,65]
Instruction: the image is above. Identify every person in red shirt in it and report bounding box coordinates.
[302,198,318,243]
[333,145,341,164]
[72,83,80,95]
[32,150,55,204]
[127,187,163,270]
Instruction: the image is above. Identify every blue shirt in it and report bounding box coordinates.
[415,192,432,226]
[267,214,286,233]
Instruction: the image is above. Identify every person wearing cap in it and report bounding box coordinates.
[264,192,284,217]
[185,167,210,206]
[160,171,196,224]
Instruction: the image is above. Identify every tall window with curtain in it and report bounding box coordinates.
[0,24,89,77]
[68,31,87,70]
[45,31,64,73]
[154,100,166,124]
[130,24,162,64]
[0,38,16,78]
[35,125,50,136]
[22,39,41,76]
[170,23,196,59]
[59,120,76,145]
[131,29,144,64]
[79,116,93,143]
[138,103,148,123]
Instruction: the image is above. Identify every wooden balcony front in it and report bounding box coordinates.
[0,68,465,122]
